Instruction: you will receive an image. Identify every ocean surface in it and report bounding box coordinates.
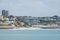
[0,30,60,40]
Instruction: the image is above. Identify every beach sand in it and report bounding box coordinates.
[8,27,60,30]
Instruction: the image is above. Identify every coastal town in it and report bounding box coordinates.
[0,10,60,29]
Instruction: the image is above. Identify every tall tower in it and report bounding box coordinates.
[2,10,9,17]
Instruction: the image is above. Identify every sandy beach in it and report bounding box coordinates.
[7,27,60,30]
[10,27,41,30]
[0,25,60,30]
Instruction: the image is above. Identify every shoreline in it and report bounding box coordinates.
[0,26,60,30]
[0,27,60,30]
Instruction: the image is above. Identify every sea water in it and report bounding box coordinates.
[0,30,60,40]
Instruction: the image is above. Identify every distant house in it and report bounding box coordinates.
[38,17,51,21]
[8,15,14,21]
[39,15,60,22]
[0,16,3,20]
[16,16,24,22]
[52,15,60,21]
[23,16,38,25]
[57,17,60,21]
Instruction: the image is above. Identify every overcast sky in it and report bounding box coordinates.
[0,0,60,17]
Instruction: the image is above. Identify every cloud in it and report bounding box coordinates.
[50,0,60,2]
[47,0,60,3]
[0,0,60,17]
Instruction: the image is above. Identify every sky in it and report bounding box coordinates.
[0,0,60,17]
